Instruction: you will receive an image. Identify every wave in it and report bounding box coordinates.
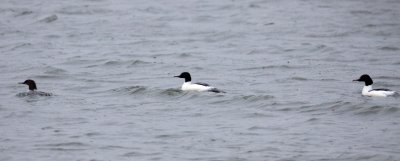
[207,94,275,107]
[350,10,374,15]
[296,101,400,116]
[16,91,53,97]
[34,142,88,151]
[111,86,148,95]
[379,46,399,51]
[365,23,399,28]
[37,15,58,23]
[44,66,68,74]
[353,105,398,115]
[57,5,112,15]
[104,60,149,65]
[236,65,305,71]
[159,88,183,96]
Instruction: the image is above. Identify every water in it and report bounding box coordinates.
[1,0,400,160]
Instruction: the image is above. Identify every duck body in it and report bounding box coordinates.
[19,79,52,96]
[354,74,396,97]
[181,82,222,93]
[175,72,224,93]
[361,85,396,97]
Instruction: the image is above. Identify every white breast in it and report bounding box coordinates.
[362,86,396,97]
[181,82,213,92]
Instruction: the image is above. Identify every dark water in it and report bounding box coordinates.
[1,0,400,160]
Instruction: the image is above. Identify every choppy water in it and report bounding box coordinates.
[1,0,400,160]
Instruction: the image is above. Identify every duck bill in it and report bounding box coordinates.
[353,79,360,82]
[174,76,180,78]
[18,82,25,84]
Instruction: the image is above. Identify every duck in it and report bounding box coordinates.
[353,74,396,97]
[174,72,224,93]
[19,79,52,96]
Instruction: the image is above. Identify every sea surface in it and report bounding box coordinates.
[1,0,400,160]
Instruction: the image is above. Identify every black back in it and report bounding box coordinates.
[209,88,225,93]
[372,88,391,91]
[354,74,373,86]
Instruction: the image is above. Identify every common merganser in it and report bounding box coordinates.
[19,79,52,96]
[353,74,396,97]
[174,72,224,93]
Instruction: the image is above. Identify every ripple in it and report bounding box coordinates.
[290,76,308,81]
[63,56,106,65]
[236,65,301,71]
[178,53,193,58]
[44,66,67,74]
[85,132,102,137]
[375,75,400,79]
[354,106,394,115]
[210,94,275,107]
[325,101,400,115]
[242,112,275,118]
[306,117,319,122]
[43,142,87,147]
[240,94,275,102]
[34,142,89,151]
[111,86,148,95]
[350,10,374,15]
[308,44,335,53]
[100,145,139,150]
[103,60,151,67]
[295,101,347,114]
[16,91,52,97]
[248,126,271,131]
[159,88,183,96]
[365,23,399,28]
[58,5,112,15]
[38,15,58,23]
[128,60,151,66]
[35,75,66,79]
[379,46,399,51]
[306,31,359,38]
[122,151,162,157]
[14,10,34,17]
[9,43,32,51]
[34,147,86,151]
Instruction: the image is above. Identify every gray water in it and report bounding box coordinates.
[1,0,400,160]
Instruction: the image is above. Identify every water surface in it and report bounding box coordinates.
[1,0,400,160]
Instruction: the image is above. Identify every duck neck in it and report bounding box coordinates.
[362,85,372,94]
[28,83,37,91]
[184,77,191,82]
